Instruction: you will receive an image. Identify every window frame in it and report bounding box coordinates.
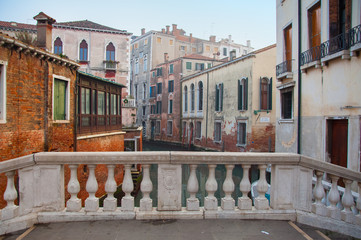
[236,121,247,147]
[281,87,293,120]
[155,120,161,135]
[106,42,115,61]
[214,121,222,143]
[186,62,192,70]
[260,77,272,111]
[215,83,223,112]
[167,120,173,136]
[195,121,202,139]
[169,64,174,74]
[157,82,162,95]
[53,75,70,122]
[197,81,203,111]
[168,99,173,114]
[190,83,195,112]
[183,85,188,112]
[79,39,88,61]
[0,61,7,123]
[238,78,248,111]
[54,37,63,55]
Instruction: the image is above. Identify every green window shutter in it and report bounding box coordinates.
[215,85,219,111]
[220,83,223,111]
[238,80,241,110]
[268,77,272,110]
[54,79,66,120]
[245,78,248,110]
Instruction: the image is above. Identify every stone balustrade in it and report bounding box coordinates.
[0,152,361,238]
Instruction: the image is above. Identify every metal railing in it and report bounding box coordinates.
[104,61,117,70]
[276,60,293,77]
[300,45,321,66]
[350,24,361,47]
[320,31,350,58]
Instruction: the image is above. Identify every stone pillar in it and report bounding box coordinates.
[104,164,117,212]
[205,164,218,211]
[254,164,269,210]
[327,174,341,220]
[186,164,199,211]
[221,164,235,211]
[85,165,99,212]
[238,164,252,210]
[66,165,81,212]
[341,178,355,223]
[312,171,327,216]
[140,164,153,211]
[2,171,19,220]
[121,164,134,211]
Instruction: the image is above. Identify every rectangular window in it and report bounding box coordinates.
[167,121,173,135]
[196,121,201,139]
[208,63,212,69]
[53,78,69,121]
[223,47,227,56]
[206,45,210,51]
[81,87,91,115]
[168,80,174,92]
[150,105,156,114]
[214,122,222,142]
[157,83,162,94]
[144,39,148,45]
[143,55,148,72]
[284,24,292,63]
[155,120,161,134]
[150,86,156,98]
[142,106,146,116]
[308,2,321,48]
[169,64,174,74]
[157,67,163,76]
[156,101,162,114]
[152,71,155,78]
[182,121,187,137]
[186,62,192,70]
[110,94,117,115]
[215,83,223,112]
[260,77,272,110]
[195,63,204,71]
[214,47,219,53]
[0,62,6,123]
[169,40,174,45]
[281,88,293,119]
[135,59,139,74]
[238,78,248,111]
[157,37,161,44]
[180,46,186,51]
[168,99,173,114]
[97,91,106,115]
[237,122,247,146]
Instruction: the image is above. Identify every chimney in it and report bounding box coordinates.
[164,53,169,62]
[33,12,55,51]
[230,50,236,61]
[209,35,216,42]
[172,24,178,35]
[141,28,145,35]
[229,35,232,42]
[247,40,251,47]
[162,28,165,34]
[166,25,170,34]
[189,33,192,42]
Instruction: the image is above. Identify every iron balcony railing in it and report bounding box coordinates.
[300,24,361,66]
[104,60,118,70]
[276,59,293,77]
[350,24,361,47]
[300,45,321,66]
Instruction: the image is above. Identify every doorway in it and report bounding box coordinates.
[326,119,348,168]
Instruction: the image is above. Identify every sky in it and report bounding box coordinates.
[0,0,276,50]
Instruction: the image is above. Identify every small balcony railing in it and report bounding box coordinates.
[350,24,361,47]
[1,152,361,237]
[320,31,350,58]
[103,60,118,70]
[276,60,293,77]
[300,45,321,66]
[122,99,136,108]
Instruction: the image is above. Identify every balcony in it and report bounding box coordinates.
[122,98,136,108]
[276,59,293,80]
[0,152,361,238]
[300,24,361,72]
[103,60,118,70]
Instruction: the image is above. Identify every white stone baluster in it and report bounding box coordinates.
[356,182,361,224]
[121,164,134,211]
[238,164,252,210]
[187,164,199,211]
[341,178,354,223]
[312,170,327,215]
[140,164,153,211]
[85,164,99,212]
[205,164,218,211]
[221,164,235,210]
[66,165,81,212]
[327,174,341,220]
[2,171,19,220]
[255,164,269,210]
[104,164,117,212]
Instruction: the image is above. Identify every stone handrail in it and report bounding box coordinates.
[0,152,361,238]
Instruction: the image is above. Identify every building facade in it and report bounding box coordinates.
[130,25,254,136]
[276,0,361,170]
[182,45,277,152]
[148,54,224,143]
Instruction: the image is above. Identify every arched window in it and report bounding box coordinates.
[260,77,272,110]
[79,40,88,61]
[198,81,203,111]
[106,42,115,61]
[190,83,195,112]
[54,37,63,55]
[183,86,188,112]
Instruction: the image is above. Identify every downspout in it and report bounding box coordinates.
[297,0,302,154]
[74,71,78,152]
[205,72,209,144]
[44,60,49,152]
[180,59,183,143]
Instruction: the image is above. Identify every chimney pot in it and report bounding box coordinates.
[141,28,145,35]
[247,40,251,47]
[166,25,170,34]
[33,12,56,51]
[162,28,165,33]
[164,53,169,62]
[209,35,216,42]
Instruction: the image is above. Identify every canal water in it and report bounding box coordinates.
[134,141,264,208]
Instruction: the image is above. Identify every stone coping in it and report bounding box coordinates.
[1,152,361,182]
[77,131,126,140]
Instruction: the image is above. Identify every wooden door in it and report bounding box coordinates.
[284,25,292,62]
[309,3,321,48]
[329,119,348,168]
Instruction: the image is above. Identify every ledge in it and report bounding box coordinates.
[350,43,361,57]
[300,60,321,73]
[321,50,350,66]
[276,71,293,80]
[278,119,294,124]
[77,131,126,140]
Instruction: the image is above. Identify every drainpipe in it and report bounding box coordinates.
[205,72,209,144]
[74,71,78,152]
[297,0,302,154]
[44,60,49,151]
[180,59,183,143]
